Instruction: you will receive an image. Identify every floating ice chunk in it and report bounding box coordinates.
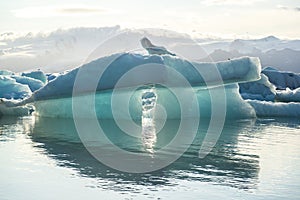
[0,53,262,119]
[32,54,260,119]
[11,75,44,92]
[247,100,300,117]
[262,67,300,90]
[22,70,47,84]
[0,75,32,99]
[239,74,276,101]
[0,70,14,75]
[276,88,300,102]
[0,98,34,116]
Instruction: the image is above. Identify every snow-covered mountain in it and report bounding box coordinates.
[1,26,300,72]
[199,48,300,73]
[0,26,121,72]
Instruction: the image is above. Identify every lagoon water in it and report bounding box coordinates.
[0,116,300,200]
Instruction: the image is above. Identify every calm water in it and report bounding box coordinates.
[0,116,300,200]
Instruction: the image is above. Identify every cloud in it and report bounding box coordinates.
[277,5,289,10]
[277,5,300,12]
[57,8,106,14]
[12,5,107,18]
[201,0,262,6]
[295,7,300,12]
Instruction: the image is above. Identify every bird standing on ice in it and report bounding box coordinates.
[140,37,176,56]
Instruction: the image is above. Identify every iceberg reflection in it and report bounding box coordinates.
[25,116,265,190]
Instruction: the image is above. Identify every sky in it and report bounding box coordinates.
[0,0,300,39]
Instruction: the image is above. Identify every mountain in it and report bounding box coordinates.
[199,48,300,73]
[1,28,300,73]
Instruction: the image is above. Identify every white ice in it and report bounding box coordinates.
[262,67,300,90]
[0,75,32,99]
[2,52,300,119]
[1,53,261,119]
[239,74,276,101]
[276,88,300,102]
[247,100,300,117]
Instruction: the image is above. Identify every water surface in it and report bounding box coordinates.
[0,116,299,199]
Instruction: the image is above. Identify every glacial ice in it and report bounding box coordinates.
[239,74,276,101]
[34,54,259,119]
[0,71,45,100]
[276,88,300,102]
[0,98,34,116]
[0,75,32,99]
[0,70,46,116]
[22,70,47,84]
[33,83,256,119]
[262,67,300,90]
[238,66,300,117]
[11,75,44,92]
[0,70,14,75]
[2,52,300,119]
[0,53,261,119]
[247,100,300,117]
[32,53,261,101]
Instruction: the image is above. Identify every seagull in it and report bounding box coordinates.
[140,37,176,56]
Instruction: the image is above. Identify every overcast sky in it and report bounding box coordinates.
[1,0,300,39]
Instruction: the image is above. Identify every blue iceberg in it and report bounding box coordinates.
[262,67,300,90]
[7,52,300,119]
[239,74,276,101]
[0,75,32,99]
[21,70,47,84]
[247,100,300,117]
[243,67,300,117]
[0,53,262,119]
[0,70,14,76]
[276,88,300,102]
[11,75,44,92]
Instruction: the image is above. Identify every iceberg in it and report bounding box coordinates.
[239,74,276,101]
[247,100,300,117]
[0,98,34,116]
[0,53,261,119]
[238,66,300,117]
[0,70,46,116]
[0,72,45,100]
[1,53,261,119]
[0,70,14,75]
[1,48,299,120]
[21,70,47,84]
[11,75,44,92]
[262,67,300,90]
[0,75,32,99]
[276,88,300,102]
